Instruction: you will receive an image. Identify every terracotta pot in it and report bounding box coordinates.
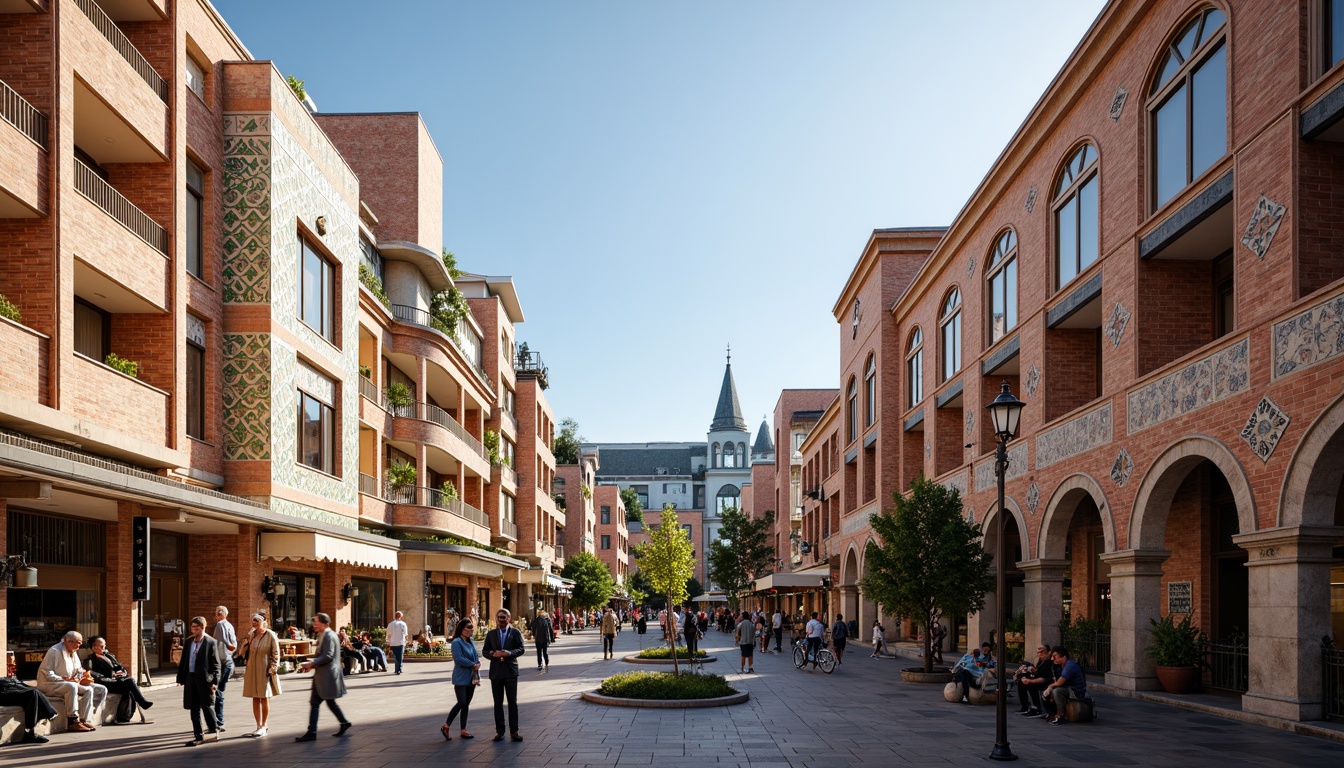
[1154,665,1200,694]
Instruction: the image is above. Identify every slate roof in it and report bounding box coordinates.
[710,362,747,432]
[752,419,774,455]
[588,444,703,478]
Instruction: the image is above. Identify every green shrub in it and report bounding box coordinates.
[358,264,390,309]
[599,671,735,699]
[1145,613,1206,668]
[384,381,412,408]
[0,294,20,323]
[636,646,707,660]
[104,353,139,378]
[359,364,372,379]
[386,459,416,490]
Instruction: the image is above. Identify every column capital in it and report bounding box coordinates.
[1098,549,1169,576]
[1233,525,1341,566]
[1017,559,1071,582]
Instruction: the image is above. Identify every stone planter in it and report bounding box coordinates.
[403,655,452,663]
[1154,665,1200,694]
[901,667,953,684]
[581,689,749,708]
[622,655,717,665]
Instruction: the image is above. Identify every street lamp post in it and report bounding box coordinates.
[986,382,1024,762]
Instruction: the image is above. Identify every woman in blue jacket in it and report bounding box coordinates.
[442,617,480,740]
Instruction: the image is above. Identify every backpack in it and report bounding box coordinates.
[832,621,848,640]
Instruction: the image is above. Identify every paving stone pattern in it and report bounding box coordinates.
[6,630,1341,767]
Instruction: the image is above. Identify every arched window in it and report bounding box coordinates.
[711,442,720,468]
[1149,6,1227,209]
[738,442,747,464]
[986,230,1017,342]
[863,354,877,427]
[723,442,736,468]
[1054,144,1099,290]
[906,328,923,408]
[939,288,962,382]
[716,484,741,512]
[846,377,858,444]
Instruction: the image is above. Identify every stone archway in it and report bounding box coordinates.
[841,545,861,639]
[1021,473,1115,648]
[1128,436,1256,550]
[969,497,1026,652]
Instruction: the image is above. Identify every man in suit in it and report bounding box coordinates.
[481,608,525,742]
[530,611,553,672]
[176,616,220,746]
[295,612,352,742]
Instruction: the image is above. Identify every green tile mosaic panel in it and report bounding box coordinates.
[222,114,272,304]
[222,333,272,461]
[270,496,358,530]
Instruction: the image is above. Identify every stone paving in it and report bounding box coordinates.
[6,627,1342,766]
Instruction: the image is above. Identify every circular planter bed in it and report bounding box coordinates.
[900,667,953,684]
[403,655,452,663]
[582,671,747,709]
[622,655,718,664]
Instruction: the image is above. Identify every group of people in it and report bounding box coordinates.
[952,641,1089,726]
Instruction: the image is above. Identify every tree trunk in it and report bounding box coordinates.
[923,609,935,673]
[668,593,679,676]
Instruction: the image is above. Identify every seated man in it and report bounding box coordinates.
[1043,646,1087,725]
[34,632,106,732]
[356,633,388,672]
[0,656,58,744]
[337,631,363,675]
[1014,644,1056,718]
[951,646,992,703]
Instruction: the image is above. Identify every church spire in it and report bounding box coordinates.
[710,348,747,432]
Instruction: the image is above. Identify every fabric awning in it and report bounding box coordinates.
[259,532,399,570]
[752,571,828,592]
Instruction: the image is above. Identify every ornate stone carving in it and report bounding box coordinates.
[1037,404,1112,468]
[1110,447,1134,486]
[1025,186,1038,213]
[1025,482,1040,515]
[1240,195,1286,261]
[941,471,969,499]
[1240,397,1290,462]
[1025,363,1041,398]
[1104,303,1131,347]
[1109,86,1128,121]
[967,256,976,277]
[1127,339,1249,433]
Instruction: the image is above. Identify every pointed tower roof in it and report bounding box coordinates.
[710,349,747,432]
[752,419,774,456]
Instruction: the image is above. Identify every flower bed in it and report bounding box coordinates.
[598,671,735,700]
[637,647,707,660]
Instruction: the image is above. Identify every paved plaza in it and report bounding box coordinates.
[7,629,1342,767]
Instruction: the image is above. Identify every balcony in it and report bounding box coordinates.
[1,78,47,149]
[74,158,168,254]
[67,354,167,447]
[553,544,565,564]
[390,304,490,386]
[500,407,518,435]
[514,347,549,389]
[358,472,380,497]
[0,80,46,218]
[73,0,169,103]
[500,518,518,540]
[499,463,517,486]
[389,400,491,477]
[0,317,48,407]
[386,484,488,527]
[358,375,379,404]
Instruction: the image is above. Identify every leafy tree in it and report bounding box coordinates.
[441,248,464,279]
[706,507,775,609]
[862,475,994,672]
[561,551,616,613]
[628,569,657,610]
[684,577,704,601]
[621,487,644,524]
[552,417,582,464]
[634,506,695,674]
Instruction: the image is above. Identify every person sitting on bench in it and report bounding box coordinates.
[1014,644,1056,718]
[951,645,994,703]
[1,655,58,743]
[1043,646,1086,725]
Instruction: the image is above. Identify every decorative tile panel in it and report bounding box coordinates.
[222,333,271,461]
[1025,363,1040,398]
[1240,195,1286,261]
[1024,186,1038,213]
[1109,86,1128,121]
[222,114,272,304]
[1127,338,1250,433]
[186,313,206,346]
[1036,404,1112,468]
[1025,482,1040,515]
[965,410,975,434]
[1104,303,1131,347]
[974,443,1028,491]
[1239,397,1290,463]
[1273,291,1344,378]
[1110,447,1134,486]
[270,497,358,530]
[940,470,968,500]
[296,359,336,403]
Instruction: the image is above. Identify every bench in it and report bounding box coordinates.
[40,689,120,732]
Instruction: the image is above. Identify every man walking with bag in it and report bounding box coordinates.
[176,617,220,746]
[295,613,352,741]
[482,608,525,742]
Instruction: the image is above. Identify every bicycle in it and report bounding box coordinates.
[792,637,836,673]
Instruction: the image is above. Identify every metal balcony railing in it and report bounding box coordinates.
[1324,638,1344,722]
[74,0,169,103]
[74,158,168,253]
[385,484,488,528]
[358,375,380,404]
[0,78,48,148]
[389,399,487,459]
[499,464,517,486]
[499,518,518,540]
[390,303,490,386]
[514,348,549,389]
[358,472,380,497]
[553,544,565,561]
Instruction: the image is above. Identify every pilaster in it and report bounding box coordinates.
[1100,549,1169,691]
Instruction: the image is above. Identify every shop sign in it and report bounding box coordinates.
[133,516,151,601]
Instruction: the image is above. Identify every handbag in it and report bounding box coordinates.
[470,668,480,686]
[268,669,282,696]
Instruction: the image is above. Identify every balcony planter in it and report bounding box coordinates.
[386,460,416,491]
[384,382,412,409]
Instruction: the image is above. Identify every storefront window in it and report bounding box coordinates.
[7,510,105,677]
[270,572,319,636]
[350,578,385,633]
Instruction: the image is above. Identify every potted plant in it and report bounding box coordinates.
[386,460,417,492]
[358,364,371,379]
[384,382,412,413]
[1144,613,1206,694]
[440,480,458,501]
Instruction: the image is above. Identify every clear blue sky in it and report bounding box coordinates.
[217,0,1106,442]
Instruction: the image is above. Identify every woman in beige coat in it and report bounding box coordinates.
[240,613,280,737]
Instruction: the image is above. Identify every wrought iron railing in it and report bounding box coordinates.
[1066,629,1112,676]
[515,348,548,389]
[0,78,47,148]
[358,375,380,404]
[74,158,168,253]
[386,484,488,528]
[73,0,170,103]
[390,303,490,385]
[1205,634,1249,693]
[499,518,518,540]
[389,399,487,459]
[1325,637,1344,722]
[358,472,380,497]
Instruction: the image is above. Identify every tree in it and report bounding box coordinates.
[621,487,644,524]
[441,247,464,279]
[628,569,658,610]
[552,417,582,465]
[685,577,704,601]
[707,507,776,609]
[862,475,995,672]
[561,551,616,613]
[634,505,695,674]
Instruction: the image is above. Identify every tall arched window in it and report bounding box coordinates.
[986,230,1017,342]
[863,354,877,427]
[906,328,923,408]
[1149,7,1227,209]
[939,288,962,382]
[712,442,720,468]
[1054,144,1099,290]
[723,443,737,468]
[846,377,858,443]
[716,484,741,512]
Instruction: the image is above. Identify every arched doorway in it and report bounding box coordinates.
[841,545,860,639]
[973,500,1026,658]
[1035,473,1115,667]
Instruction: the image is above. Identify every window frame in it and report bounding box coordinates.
[863,354,877,428]
[846,377,858,443]
[297,386,336,476]
[939,288,962,383]
[1326,0,1344,75]
[1147,7,1228,211]
[906,327,924,409]
[1052,144,1100,291]
[186,338,206,440]
[986,229,1018,342]
[298,233,337,344]
[186,159,205,280]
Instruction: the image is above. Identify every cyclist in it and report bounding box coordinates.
[804,612,825,672]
